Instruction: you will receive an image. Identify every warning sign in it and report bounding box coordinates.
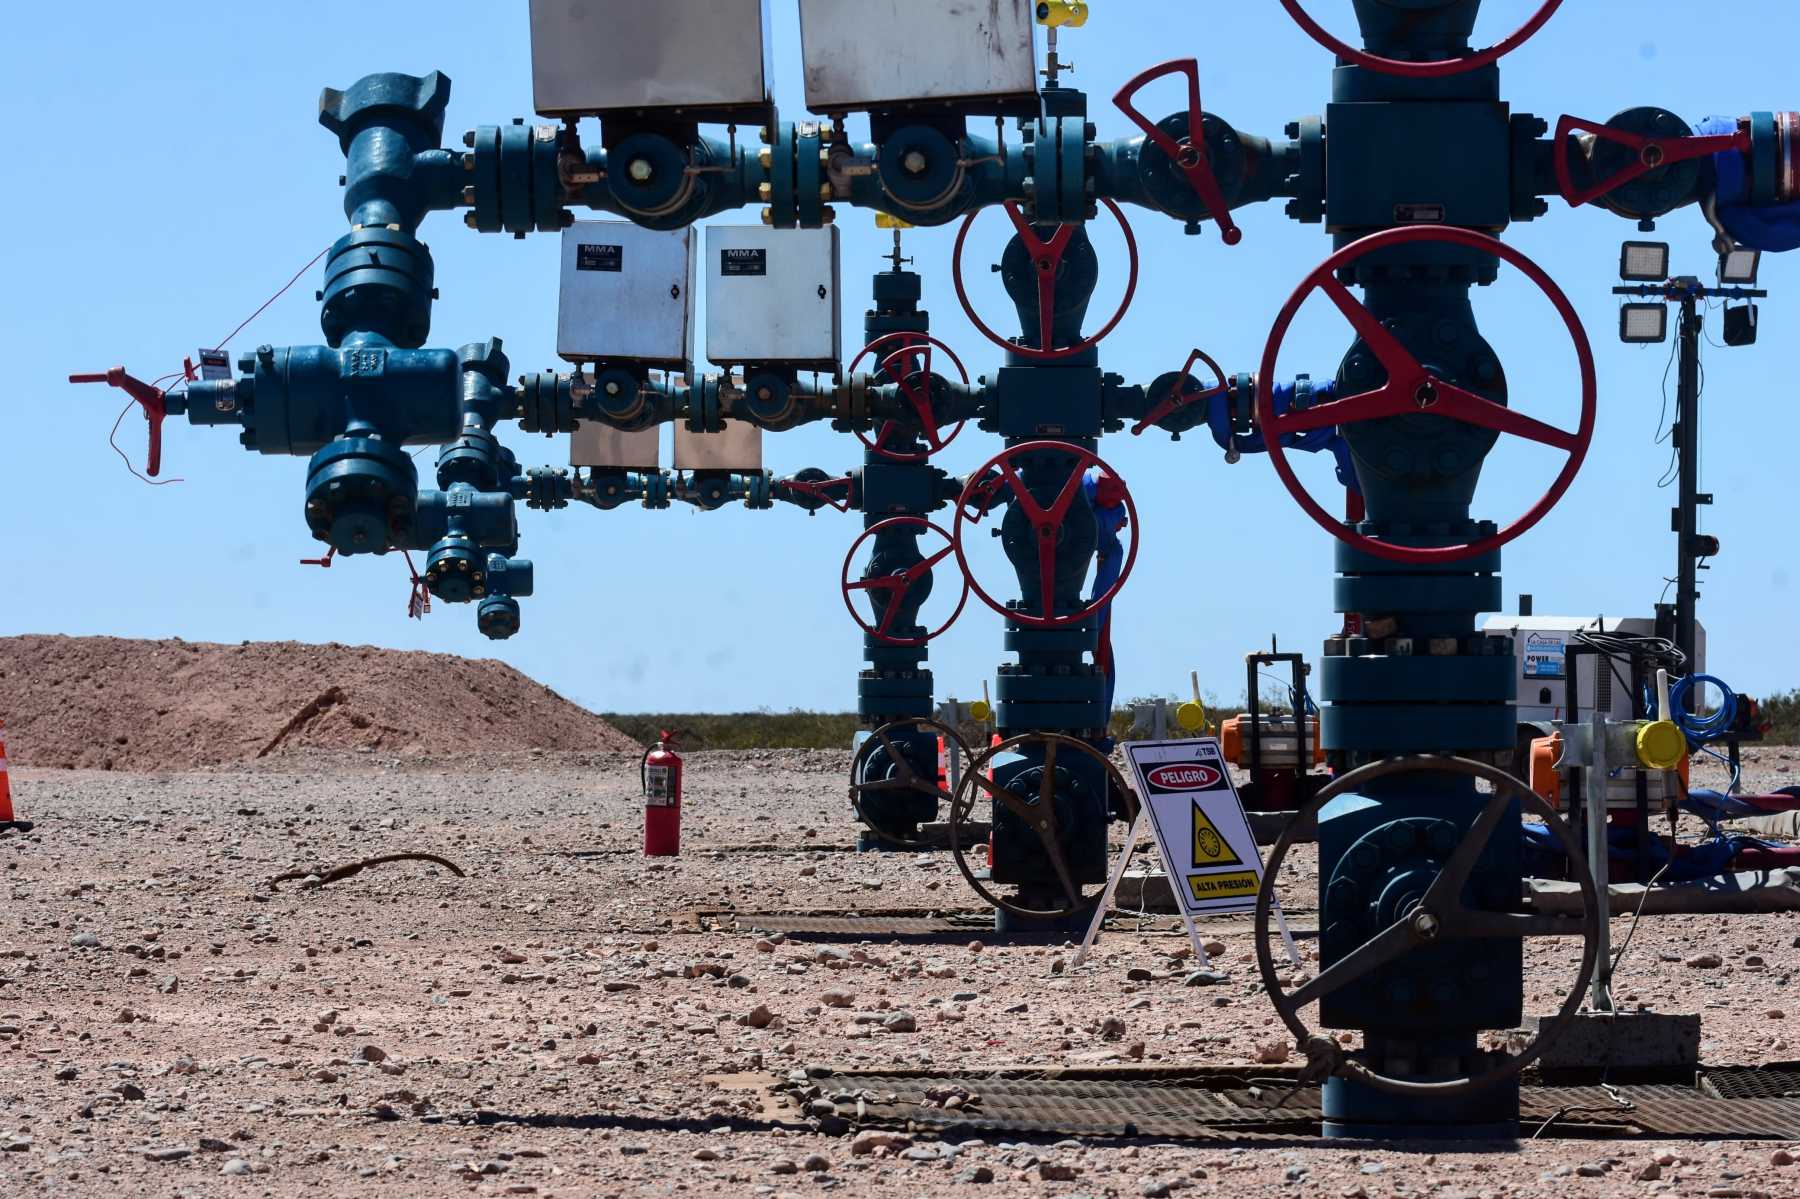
[1191,802,1243,867]
[1123,738,1266,915]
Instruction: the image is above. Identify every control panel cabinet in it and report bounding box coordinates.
[557,221,695,370]
[797,0,1038,115]
[704,225,842,370]
[530,0,773,122]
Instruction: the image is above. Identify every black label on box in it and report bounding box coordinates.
[577,243,623,272]
[720,247,767,276]
[1393,203,1446,224]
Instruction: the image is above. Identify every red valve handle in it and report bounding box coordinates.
[1279,0,1563,78]
[840,516,970,647]
[846,331,971,462]
[952,441,1139,629]
[1256,225,1596,565]
[781,473,856,513]
[69,366,169,477]
[1112,59,1242,245]
[1553,115,1751,208]
[1132,347,1229,436]
[951,197,1140,362]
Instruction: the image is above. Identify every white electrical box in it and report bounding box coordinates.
[797,0,1039,115]
[529,0,773,121]
[1481,615,1707,725]
[571,423,660,470]
[704,225,841,368]
[675,421,762,471]
[557,221,694,369]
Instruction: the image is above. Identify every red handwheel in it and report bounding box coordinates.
[1112,59,1242,244]
[953,441,1139,628]
[1553,116,1751,208]
[1132,347,1228,436]
[841,516,970,646]
[951,198,1139,361]
[846,331,970,462]
[1280,0,1562,78]
[1256,225,1595,565]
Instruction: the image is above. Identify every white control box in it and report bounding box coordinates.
[530,0,773,121]
[1480,614,1708,725]
[704,225,841,369]
[557,221,694,369]
[797,0,1038,115]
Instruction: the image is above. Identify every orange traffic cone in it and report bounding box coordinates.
[0,718,27,832]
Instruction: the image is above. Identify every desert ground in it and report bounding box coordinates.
[3,739,1799,1198]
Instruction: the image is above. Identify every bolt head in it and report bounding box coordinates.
[627,157,654,183]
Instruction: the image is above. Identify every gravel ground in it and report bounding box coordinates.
[2,747,1798,1197]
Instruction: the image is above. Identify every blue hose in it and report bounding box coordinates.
[1669,674,1737,745]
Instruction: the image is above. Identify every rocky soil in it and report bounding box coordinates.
[0,636,639,770]
[1,746,1797,1196]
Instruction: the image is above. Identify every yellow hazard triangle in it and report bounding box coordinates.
[1191,801,1244,868]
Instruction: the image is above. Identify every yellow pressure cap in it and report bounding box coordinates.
[1036,1,1088,29]
[1175,700,1207,732]
[874,212,914,230]
[968,699,992,723]
[1635,719,1687,771]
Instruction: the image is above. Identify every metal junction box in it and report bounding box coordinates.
[529,0,774,122]
[557,221,694,369]
[797,0,1038,115]
[704,225,841,368]
[675,421,762,471]
[571,423,659,469]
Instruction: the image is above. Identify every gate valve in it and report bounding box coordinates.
[952,198,1139,361]
[776,470,856,514]
[952,441,1139,629]
[1132,347,1229,436]
[1256,225,1596,565]
[1279,0,1564,78]
[1112,60,1242,245]
[69,366,176,477]
[846,331,970,462]
[1554,115,1751,208]
[841,516,969,647]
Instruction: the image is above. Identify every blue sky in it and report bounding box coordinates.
[6,2,1796,715]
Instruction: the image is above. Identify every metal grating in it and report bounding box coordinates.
[784,1065,1800,1142]
[1702,1064,1800,1100]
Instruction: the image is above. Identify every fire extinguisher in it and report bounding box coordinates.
[642,729,682,857]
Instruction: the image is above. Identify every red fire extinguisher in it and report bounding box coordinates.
[642,729,682,857]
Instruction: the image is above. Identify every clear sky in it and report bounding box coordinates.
[6,2,1796,715]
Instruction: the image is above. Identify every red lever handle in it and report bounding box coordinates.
[1112,59,1242,245]
[1554,115,1750,208]
[70,366,169,477]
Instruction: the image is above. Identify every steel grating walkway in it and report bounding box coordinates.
[777,1064,1800,1142]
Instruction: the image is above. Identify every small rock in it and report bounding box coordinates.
[157,976,179,995]
[850,1131,912,1156]
[740,1004,775,1029]
[770,1160,799,1175]
[821,990,856,1008]
[1202,940,1227,956]
[1142,1181,1172,1197]
[802,1154,831,1173]
[603,981,639,993]
[357,1045,387,1063]
[114,1008,137,1024]
[1183,970,1229,987]
[221,1159,252,1176]
[145,1146,192,1163]
[71,933,101,949]
[1100,1017,1127,1041]
[957,1165,994,1184]
[693,1148,721,1162]
[1774,1150,1795,1166]
[883,1011,918,1033]
[1255,1040,1291,1065]
[54,1066,77,1082]
[1038,1163,1079,1181]
[1685,952,1723,969]
[1636,1162,1663,1181]
[1125,968,1155,982]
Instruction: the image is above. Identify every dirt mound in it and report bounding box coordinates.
[0,635,640,770]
